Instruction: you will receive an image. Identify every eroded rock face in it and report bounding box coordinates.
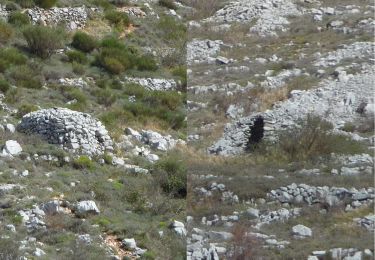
[210,67,375,155]
[17,108,113,155]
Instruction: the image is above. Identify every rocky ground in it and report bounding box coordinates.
[0,0,188,259]
[186,0,374,259]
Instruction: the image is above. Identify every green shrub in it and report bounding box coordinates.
[16,103,38,118]
[109,0,128,7]
[5,2,20,11]
[72,62,86,75]
[105,10,131,28]
[71,32,97,53]
[0,21,13,44]
[66,50,88,64]
[63,87,87,105]
[103,153,113,164]
[8,65,43,89]
[23,25,66,58]
[94,89,117,107]
[8,11,30,26]
[73,155,94,170]
[158,0,177,10]
[154,154,186,197]
[100,57,125,74]
[158,16,186,42]
[15,0,35,8]
[136,55,158,71]
[96,38,134,74]
[4,88,19,104]
[34,0,57,8]
[0,47,27,72]
[96,38,158,74]
[0,78,11,93]
[171,66,187,90]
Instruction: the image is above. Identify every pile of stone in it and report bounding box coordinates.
[189,82,254,95]
[17,108,113,155]
[254,208,301,229]
[26,6,88,30]
[267,183,374,207]
[124,77,177,91]
[210,66,374,155]
[308,248,373,260]
[187,39,225,65]
[124,127,185,151]
[205,0,301,36]
[57,78,88,88]
[354,214,375,231]
[260,69,302,89]
[314,42,375,67]
[117,6,146,18]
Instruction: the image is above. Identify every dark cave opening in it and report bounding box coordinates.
[245,116,265,151]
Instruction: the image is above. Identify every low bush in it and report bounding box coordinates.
[136,55,158,71]
[16,103,39,118]
[72,62,86,75]
[94,89,117,107]
[171,65,187,90]
[158,0,177,10]
[8,64,44,89]
[73,155,94,170]
[96,38,157,74]
[62,87,88,107]
[8,11,30,26]
[105,10,130,28]
[0,47,27,72]
[0,21,13,44]
[158,16,186,42]
[66,50,88,64]
[0,78,11,93]
[154,154,187,198]
[109,0,128,7]
[15,0,34,8]
[71,32,97,53]
[23,25,66,58]
[34,0,57,8]
[5,2,20,11]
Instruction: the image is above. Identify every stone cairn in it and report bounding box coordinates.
[17,108,113,155]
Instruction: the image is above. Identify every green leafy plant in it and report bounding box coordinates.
[34,0,57,8]
[23,25,66,58]
[71,32,97,53]
[8,11,30,26]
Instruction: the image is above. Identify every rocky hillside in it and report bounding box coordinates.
[186,0,374,259]
[0,0,187,259]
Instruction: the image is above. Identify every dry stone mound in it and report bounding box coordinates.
[17,108,113,155]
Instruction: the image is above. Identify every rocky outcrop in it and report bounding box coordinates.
[187,39,225,65]
[26,7,89,30]
[205,0,301,36]
[124,77,177,91]
[1,140,23,157]
[17,108,113,155]
[210,67,374,155]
